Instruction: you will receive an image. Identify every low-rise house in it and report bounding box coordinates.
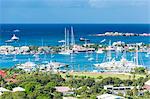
[104,85,134,96]
[0,92,2,96]
[0,87,25,96]
[0,87,10,96]
[0,87,10,92]
[0,70,6,78]
[12,87,25,92]
[55,86,74,95]
[143,80,150,91]
[5,78,17,83]
[97,94,125,99]
[104,85,134,90]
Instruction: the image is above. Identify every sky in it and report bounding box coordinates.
[0,0,150,24]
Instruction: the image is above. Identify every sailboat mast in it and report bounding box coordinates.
[136,45,138,65]
[67,29,70,50]
[108,40,112,62]
[41,39,44,47]
[71,26,75,46]
[64,28,67,51]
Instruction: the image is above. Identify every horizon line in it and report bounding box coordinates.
[0,23,150,25]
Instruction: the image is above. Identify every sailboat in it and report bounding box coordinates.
[34,54,40,61]
[94,41,144,72]
[88,57,94,61]
[12,54,18,62]
[42,53,49,64]
[88,52,94,61]
[145,51,150,57]
[84,39,90,58]
[59,27,74,55]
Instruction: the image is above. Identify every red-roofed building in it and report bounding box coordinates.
[143,80,150,91]
[0,70,6,78]
[5,78,17,83]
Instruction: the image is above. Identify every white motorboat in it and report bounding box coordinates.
[94,42,144,72]
[59,51,72,55]
[46,61,67,69]
[11,34,19,41]
[16,60,37,72]
[88,57,94,61]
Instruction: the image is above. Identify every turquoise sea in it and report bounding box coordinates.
[0,24,150,70]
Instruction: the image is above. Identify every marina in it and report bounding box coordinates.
[1,0,150,98]
[0,50,149,72]
[0,24,150,72]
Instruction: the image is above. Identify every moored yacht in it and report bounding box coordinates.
[11,34,19,41]
[46,61,67,69]
[5,34,19,43]
[16,60,37,72]
[94,41,144,72]
[59,27,75,55]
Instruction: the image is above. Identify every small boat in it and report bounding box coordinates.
[58,40,65,43]
[12,55,18,62]
[93,70,98,73]
[59,51,72,55]
[42,53,49,64]
[79,37,85,41]
[145,54,149,57]
[11,34,19,41]
[13,29,20,32]
[46,61,67,69]
[34,54,40,61]
[100,39,106,43]
[88,57,94,61]
[145,52,150,57]
[84,55,89,58]
[79,37,90,41]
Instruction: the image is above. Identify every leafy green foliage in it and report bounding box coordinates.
[0,69,149,99]
[134,67,146,74]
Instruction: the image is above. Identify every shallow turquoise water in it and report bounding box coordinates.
[0,52,149,71]
[0,24,150,71]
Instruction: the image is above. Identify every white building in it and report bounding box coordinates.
[97,94,125,99]
[12,87,25,92]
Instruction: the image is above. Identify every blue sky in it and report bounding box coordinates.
[0,0,150,23]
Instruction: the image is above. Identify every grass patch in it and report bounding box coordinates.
[60,72,146,80]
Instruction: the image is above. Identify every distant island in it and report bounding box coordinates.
[91,32,150,36]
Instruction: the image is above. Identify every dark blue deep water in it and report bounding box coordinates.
[0,24,150,46]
